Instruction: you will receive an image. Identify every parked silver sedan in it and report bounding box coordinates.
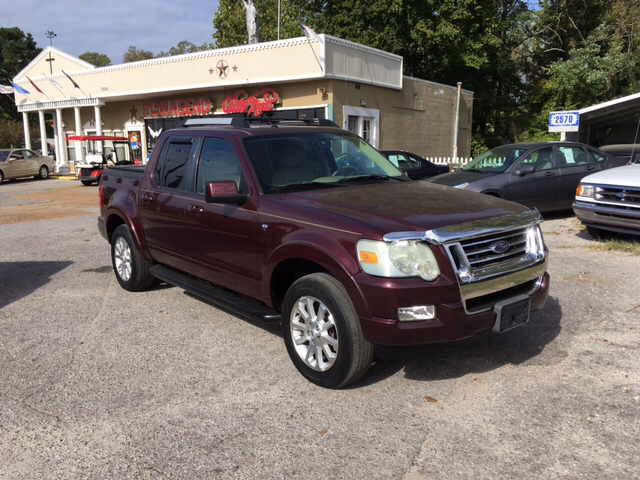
[0,148,54,183]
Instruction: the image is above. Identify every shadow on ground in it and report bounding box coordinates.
[354,296,563,387]
[0,261,73,308]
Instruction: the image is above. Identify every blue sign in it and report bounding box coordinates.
[549,111,580,132]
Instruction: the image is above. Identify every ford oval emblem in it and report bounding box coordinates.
[490,240,510,254]
[616,192,626,200]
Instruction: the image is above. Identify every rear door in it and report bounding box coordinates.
[138,135,198,272]
[180,136,260,298]
[505,146,559,210]
[556,145,598,208]
[22,149,40,175]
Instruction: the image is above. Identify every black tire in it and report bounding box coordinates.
[282,273,374,388]
[587,226,604,239]
[81,180,94,186]
[36,165,49,179]
[0,170,3,183]
[111,225,154,292]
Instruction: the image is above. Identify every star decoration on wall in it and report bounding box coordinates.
[233,65,238,72]
[217,60,229,79]
[130,106,138,120]
[209,67,214,75]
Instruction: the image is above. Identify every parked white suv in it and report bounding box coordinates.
[574,164,640,237]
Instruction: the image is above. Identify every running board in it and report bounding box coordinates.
[149,265,281,323]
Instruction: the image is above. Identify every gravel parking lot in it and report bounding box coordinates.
[1,178,638,479]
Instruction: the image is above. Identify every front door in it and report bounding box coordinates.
[179,136,260,298]
[6,151,27,179]
[506,146,559,210]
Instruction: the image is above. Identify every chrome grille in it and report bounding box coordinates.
[460,229,528,269]
[595,185,640,209]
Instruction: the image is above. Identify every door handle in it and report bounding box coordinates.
[544,171,556,177]
[141,193,153,203]
[586,165,596,171]
[188,204,204,215]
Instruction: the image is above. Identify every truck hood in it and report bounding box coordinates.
[581,164,640,188]
[426,170,493,188]
[282,180,529,234]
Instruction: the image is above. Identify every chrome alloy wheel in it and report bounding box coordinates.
[290,295,339,372]
[114,236,132,281]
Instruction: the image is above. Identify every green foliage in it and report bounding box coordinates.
[213,0,322,48]
[0,118,39,148]
[123,46,154,63]
[79,51,111,67]
[0,27,42,121]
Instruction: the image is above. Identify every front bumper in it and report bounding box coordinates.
[573,201,640,235]
[349,267,549,346]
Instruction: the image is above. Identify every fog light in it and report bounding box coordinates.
[397,305,436,322]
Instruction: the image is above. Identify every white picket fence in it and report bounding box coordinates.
[426,156,474,167]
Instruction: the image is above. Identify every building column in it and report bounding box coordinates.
[73,107,84,165]
[55,108,69,173]
[94,105,103,153]
[22,112,32,150]
[38,110,48,157]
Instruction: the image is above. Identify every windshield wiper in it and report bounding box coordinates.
[338,174,394,183]
[275,182,345,192]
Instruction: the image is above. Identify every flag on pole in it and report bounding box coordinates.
[300,23,323,45]
[62,70,80,89]
[0,85,14,94]
[26,76,44,94]
[47,75,63,89]
[10,82,30,95]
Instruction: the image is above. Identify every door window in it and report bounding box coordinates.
[155,137,195,190]
[587,147,607,165]
[557,146,592,167]
[196,138,244,194]
[520,147,554,171]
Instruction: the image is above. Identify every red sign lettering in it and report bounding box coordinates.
[144,97,212,118]
[222,89,279,116]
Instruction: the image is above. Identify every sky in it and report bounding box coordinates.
[1,0,221,65]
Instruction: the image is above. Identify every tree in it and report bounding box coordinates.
[123,46,154,63]
[155,40,212,58]
[213,0,322,48]
[0,27,42,121]
[79,51,111,67]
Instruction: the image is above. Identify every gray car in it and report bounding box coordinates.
[0,148,54,183]
[427,142,624,211]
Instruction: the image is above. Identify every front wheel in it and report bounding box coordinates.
[282,273,374,388]
[36,165,49,179]
[111,225,154,291]
[0,170,4,183]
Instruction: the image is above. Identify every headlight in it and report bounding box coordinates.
[454,182,469,189]
[356,239,440,281]
[576,184,594,197]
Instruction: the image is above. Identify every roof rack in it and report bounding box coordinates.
[177,117,338,129]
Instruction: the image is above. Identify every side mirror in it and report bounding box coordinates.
[205,181,248,205]
[515,165,535,175]
[9,154,19,161]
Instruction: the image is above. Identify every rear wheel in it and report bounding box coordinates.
[282,273,374,388]
[81,180,94,186]
[111,225,153,291]
[0,170,4,183]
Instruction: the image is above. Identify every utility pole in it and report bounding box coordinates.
[453,82,462,160]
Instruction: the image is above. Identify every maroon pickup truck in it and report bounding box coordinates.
[99,118,549,388]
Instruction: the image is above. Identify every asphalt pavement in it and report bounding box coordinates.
[0,178,638,479]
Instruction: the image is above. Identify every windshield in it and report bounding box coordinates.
[244,131,405,193]
[462,146,528,173]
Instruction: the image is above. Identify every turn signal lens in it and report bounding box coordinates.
[359,251,379,264]
[576,184,594,197]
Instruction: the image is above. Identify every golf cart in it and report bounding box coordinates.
[69,135,134,186]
